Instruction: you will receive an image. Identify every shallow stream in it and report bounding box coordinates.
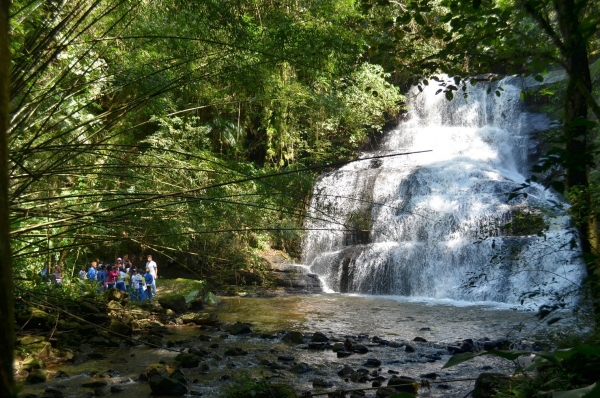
[20,294,571,398]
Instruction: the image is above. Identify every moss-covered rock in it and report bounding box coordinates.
[179,313,219,325]
[104,288,129,303]
[20,336,46,346]
[22,357,45,371]
[146,363,168,378]
[174,353,200,368]
[58,321,82,331]
[17,307,56,330]
[158,295,187,313]
[26,369,47,384]
[24,341,53,358]
[108,320,133,337]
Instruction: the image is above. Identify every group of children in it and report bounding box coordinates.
[41,264,62,284]
[79,256,157,302]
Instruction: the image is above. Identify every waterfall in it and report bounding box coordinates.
[303,76,586,307]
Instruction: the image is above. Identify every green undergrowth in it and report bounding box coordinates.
[470,331,600,397]
[224,375,296,398]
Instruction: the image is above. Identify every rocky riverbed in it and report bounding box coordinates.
[15,284,567,398]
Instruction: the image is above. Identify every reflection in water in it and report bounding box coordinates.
[206,294,551,342]
[21,294,574,398]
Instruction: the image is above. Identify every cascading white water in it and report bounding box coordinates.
[303,76,586,307]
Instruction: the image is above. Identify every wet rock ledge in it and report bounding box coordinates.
[219,252,323,297]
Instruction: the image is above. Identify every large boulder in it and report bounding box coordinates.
[17,307,56,330]
[281,331,304,344]
[187,298,204,311]
[158,295,188,313]
[338,366,354,377]
[387,376,418,394]
[108,320,132,337]
[174,353,200,368]
[149,375,188,396]
[268,263,323,294]
[350,368,369,383]
[311,332,329,342]
[169,369,187,385]
[228,322,252,335]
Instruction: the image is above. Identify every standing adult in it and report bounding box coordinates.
[145,255,158,296]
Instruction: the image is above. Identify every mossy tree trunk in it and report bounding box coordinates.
[0,0,15,395]
[553,0,600,324]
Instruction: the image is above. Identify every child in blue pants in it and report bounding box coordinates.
[131,269,146,301]
[144,268,154,302]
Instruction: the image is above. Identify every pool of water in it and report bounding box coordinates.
[205,294,546,341]
[19,294,572,398]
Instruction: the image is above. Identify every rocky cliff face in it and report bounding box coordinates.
[219,252,323,297]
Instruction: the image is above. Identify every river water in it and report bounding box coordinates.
[20,293,574,398]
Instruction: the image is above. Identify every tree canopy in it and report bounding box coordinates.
[2,0,600,394]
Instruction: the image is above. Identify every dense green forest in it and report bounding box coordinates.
[1,0,600,396]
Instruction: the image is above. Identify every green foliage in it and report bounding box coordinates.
[504,209,548,237]
[224,375,296,398]
[7,0,406,283]
[443,343,600,397]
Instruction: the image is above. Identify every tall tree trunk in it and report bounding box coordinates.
[555,0,600,323]
[0,0,15,396]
